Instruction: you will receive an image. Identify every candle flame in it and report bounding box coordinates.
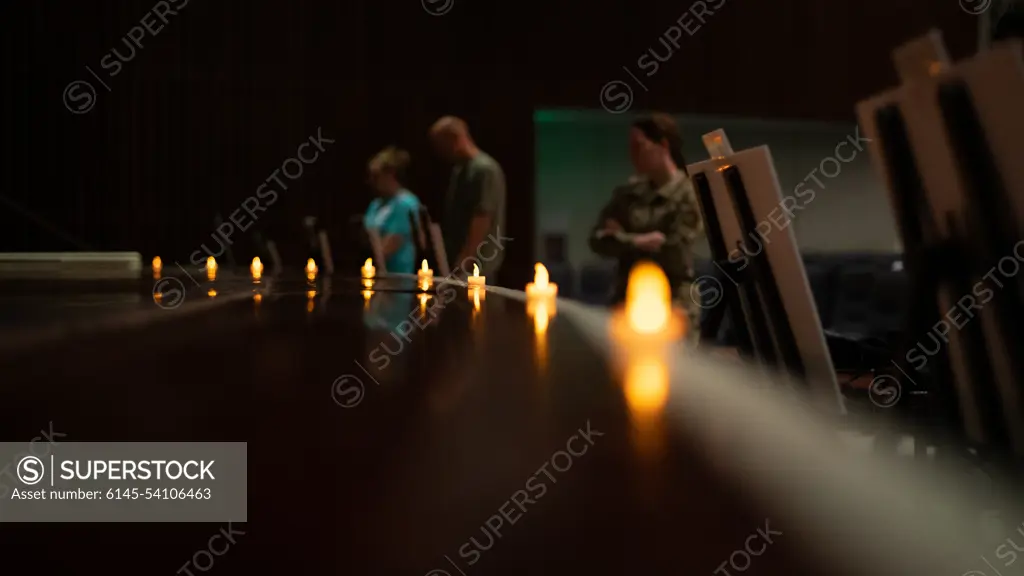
[421,259,429,272]
[306,258,317,273]
[251,257,263,279]
[533,263,549,288]
[472,263,479,277]
[625,262,671,334]
[364,258,373,269]
[206,256,217,272]
[152,256,162,270]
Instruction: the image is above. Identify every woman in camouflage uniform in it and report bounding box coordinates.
[589,113,705,340]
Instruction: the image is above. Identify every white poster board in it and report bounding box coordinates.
[855,32,1024,451]
[688,132,843,414]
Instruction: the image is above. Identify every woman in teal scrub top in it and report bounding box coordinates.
[364,147,422,274]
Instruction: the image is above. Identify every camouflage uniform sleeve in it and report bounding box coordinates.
[661,178,704,246]
[589,184,635,257]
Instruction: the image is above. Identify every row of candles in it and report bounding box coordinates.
[152,254,676,336]
[153,252,674,453]
[152,254,678,343]
[152,255,317,282]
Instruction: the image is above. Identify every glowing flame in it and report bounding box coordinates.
[152,256,162,271]
[251,257,263,279]
[472,263,479,278]
[526,262,557,298]
[534,263,549,288]
[362,258,375,277]
[418,260,432,291]
[625,262,671,334]
[206,256,217,272]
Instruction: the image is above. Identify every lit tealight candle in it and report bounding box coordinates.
[525,263,557,299]
[609,261,677,460]
[306,258,318,281]
[467,263,485,287]
[205,256,217,281]
[417,259,433,287]
[152,256,162,278]
[610,261,683,341]
[362,258,375,279]
[251,257,263,280]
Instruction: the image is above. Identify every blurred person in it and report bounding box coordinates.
[364,146,421,274]
[429,116,507,278]
[589,113,705,338]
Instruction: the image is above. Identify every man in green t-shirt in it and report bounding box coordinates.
[429,116,507,279]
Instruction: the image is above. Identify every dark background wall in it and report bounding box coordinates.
[0,0,976,286]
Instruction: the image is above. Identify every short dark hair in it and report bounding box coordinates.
[632,113,688,173]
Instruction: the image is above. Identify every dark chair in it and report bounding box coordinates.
[578,261,617,306]
[828,256,906,343]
